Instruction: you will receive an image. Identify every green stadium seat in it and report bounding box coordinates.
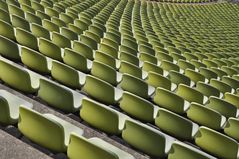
[15,28,38,50]
[95,51,120,69]
[168,141,217,159]
[83,75,123,105]
[73,41,94,60]
[195,126,239,159]
[80,98,129,134]
[122,120,175,158]
[0,57,41,93]
[119,61,147,79]
[67,134,135,159]
[11,14,30,32]
[195,81,222,98]
[0,19,15,40]
[154,87,190,114]
[18,107,83,152]
[224,93,239,109]
[224,117,239,141]
[38,79,84,112]
[187,102,226,130]
[0,90,32,125]
[31,23,51,40]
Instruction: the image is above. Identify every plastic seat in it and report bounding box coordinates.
[195,81,222,98]
[122,120,175,158]
[195,126,239,159]
[80,98,129,134]
[67,134,135,159]
[139,53,158,65]
[61,27,78,41]
[52,32,71,49]
[0,90,32,125]
[68,24,83,35]
[160,60,180,74]
[38,38,63,61]
[199,68,218,80]
[0,20,15,40]
[210,67,227,78]
[187,103,226,130]
[147,72,177,91]
[120,74,155,99]
[25,12,42,25]
[80,34,98,50]
[91,61,121,86]
[95,51,120,70]
[178,59,195,71]
[210,79,234,94]
[36,10,51,20]
[98,43,118,59]
[119,91,158,122]
[168,141,217,159]
[15,28,38,50]
[206,96,239,118]
[51,61,86,89]
[154,87,190,114]
[221,66,238,76]
[63,48,92,73]
[119,51,140,67]
[38,79,84,112]
[120,45,138,57]
[8,4,25,18]
[185,69,208,83]
[224,93,239,109]
[73,41,94,60]
[21,46,52,74]
[224,117,239,141]
[0,8,11,23]
[11,14,30,32]
[18,107,83,152]
[222,76,239,90]
[31,23,51,40]
[83,75,123,105]
[0,57,41,93]
[119,61,147,79]
[142,61,164,75]
[74,19,89,31]
[42,19,60,32]
[177,84,208,104]
[155,108,199,140]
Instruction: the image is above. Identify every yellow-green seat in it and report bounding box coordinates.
[224,117,239,141]
[18,107,83,152]
[0,19,15,40]
[195,126,239,159]
[15,28,38,50]
[0,35,20,60]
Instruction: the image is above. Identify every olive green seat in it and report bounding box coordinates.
[18,107,83,152]
[224,117,239,141]
[222,76,239,90]
[119,61,147,79]
[120,74,155,99]
[0,9,11,24]
[61,27,78,41]
[83,75,123,105]
[101,37,119,51]
[73,41,94,60]
[122,120,175,158]
[199,68,218,80]
[195,81,222,98]
[98,43,118,59]
[210,67,227,79]
[139,53,158,65]
[25,12,42,25]
[95,51,120,69]
[52,31,72,49]
[42,19,60,32]
[147,72,177,91]
[8,4,25,18]
[38,79,84,112]
[210,79,234,94]
[36,10,51,20]
[68,24,83,35]
[160,60,181,74]
[178,59,196,71]
[80,98,129,134]
[15,28,38,50]
[206,96,239,118]
[177,84,208,104]
[21,46,52,74]
[120,91,158,122]
[224,93,239,109]
[154,87,190,114]
[168,141,217,159]
[67,134,135,159]
[221,66,238,76]
[187,103,226,130]
[195,126,239,159]
[0,35,20,60]
[185,69,208,84]
[74,19,89,31]
[63,48,92,73]
[0,57,41,93]
[31,23,51,40]
[11,14,30,32]
[51,61,86,89]
[80,34,98,50]
[142,61,164,75]
[38,38,63,61]
[0,90,32,125]
[120,45,138,57]
[91,61,122,86]
[120,51,141,67]
[0,19,15,40]
[155,108,199,140]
